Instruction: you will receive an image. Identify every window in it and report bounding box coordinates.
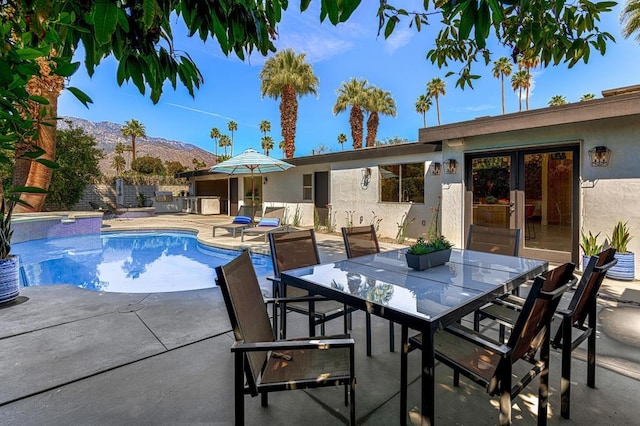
[379,163,424,203]
[302,174,312,201]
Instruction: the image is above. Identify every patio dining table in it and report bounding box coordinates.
[280,248,548,425]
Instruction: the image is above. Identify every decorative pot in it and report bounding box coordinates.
[405,249,451,271]
[606,252,635,281]
[0,256,20,304]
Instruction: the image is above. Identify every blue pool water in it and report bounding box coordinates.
[13,231,273,293]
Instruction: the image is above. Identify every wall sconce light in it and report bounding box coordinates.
[431,162,441,175]
[263,176,268,184]
[444,159,457,174]
[588,146,611,167]
[361,167,371,189]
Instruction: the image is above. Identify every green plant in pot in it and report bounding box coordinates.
[606,221,635,281]
[406,235,453,271]
[0,195,19,304]
[580,231,602,271]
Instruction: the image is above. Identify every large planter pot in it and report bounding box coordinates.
[606,252,635,281]
[405,249,451,271]
[0,256,20,304]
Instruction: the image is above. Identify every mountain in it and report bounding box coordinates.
[59,116,217,176]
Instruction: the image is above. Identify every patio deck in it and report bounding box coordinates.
[1,214,639,425]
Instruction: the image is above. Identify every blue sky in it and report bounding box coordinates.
[59,2,638,158]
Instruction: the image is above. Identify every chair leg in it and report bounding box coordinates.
[473,310,482,331]
[539,329,551,426]
[453,370,459,387]
[498,324,506,343]
[498,364,512,426]
[587,307,597,388]
[366,312,372,356]
[560,317,572,419]
[261,391,268,407]
[234,351,245,425]
[389,321,395,352]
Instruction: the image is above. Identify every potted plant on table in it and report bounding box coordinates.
[405,235,453,271]
[580,231,602,271]
[607,221,634,281]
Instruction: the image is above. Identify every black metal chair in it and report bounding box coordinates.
[401,262,576,425]
[215,250,356,425]
[341,225,395,356]
[476,248,617,418]
[269,229,356,339]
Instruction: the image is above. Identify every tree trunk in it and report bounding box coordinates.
[435,95,441,125]
[501,75,505,114]
[281,85,298,158]
[131,136,136,162]
[366,112,379,147]
[349,106,363,149]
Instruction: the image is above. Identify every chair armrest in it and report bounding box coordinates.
[277,295,332,303]
[231,338,355,353]
[539,277,576,300]
[555,307,573,318]
[443,323,511,357]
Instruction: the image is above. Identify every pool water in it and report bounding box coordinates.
[13,231,273,293]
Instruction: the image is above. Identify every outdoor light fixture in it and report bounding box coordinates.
[444,159,457,174]
[588,146,611,167]
[361,167,371,189]
[431,162,442,175]
[263,176,268,184]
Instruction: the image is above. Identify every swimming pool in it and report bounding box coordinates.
[13,231,273,293]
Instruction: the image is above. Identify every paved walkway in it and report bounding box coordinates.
[1,214,639,425]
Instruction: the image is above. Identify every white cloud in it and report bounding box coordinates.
[383,27,414,54]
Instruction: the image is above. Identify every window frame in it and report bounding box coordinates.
[378,162,425,203]
[302,173,313,201]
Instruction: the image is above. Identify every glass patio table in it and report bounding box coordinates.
[280,248,548,425]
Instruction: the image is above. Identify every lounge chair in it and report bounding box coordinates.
[215,251,356,425]
[240,207,287,242]
[212,206,254,237]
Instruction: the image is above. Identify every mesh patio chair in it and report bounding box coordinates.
[401,262,576,426]
[269,229,356,340]
[476,248,617,418]
[341,225,395,356]
[216,251,356,425]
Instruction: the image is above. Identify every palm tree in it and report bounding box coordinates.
[518,54,539,110]
[492,57,513,114]
[364,86,397,147]
[278,140,286,158]
[415,94,432,127]
[110,155,126,175]
[511,70,528,111]
[426,78,446,125]
[210,127,221,158]
[259,120,271,137]
[121,119,146,162]
[337,133,347,151]
[260,49,319,159]
[261,135,274,156]
[621,0,640,41]
[334,78,368,149]
[548,95,568,106]
[219,134,231,156]
[227,120,237,156]
[580,93,596,101]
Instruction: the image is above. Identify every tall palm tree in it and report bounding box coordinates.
[334,78,368,149]
[261,135,274,155]
[219,134,231,156]
[364,87,397,147]
[511,70,528,111]
[259,120,271,137]
[415,94,432,127]
[580,93,596,101]
[518,54,539,110]
[621,0,640,41]
[278,140,286,158]
[260,49,319,159]
[227,120,237,156]
[210,127,221,158]
[337,133,347,151]
[548,95,568,106]
[426,78,446,125]
[121,119,146,162]
[492,57,513,114]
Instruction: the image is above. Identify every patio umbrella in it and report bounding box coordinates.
[210,148,294,221]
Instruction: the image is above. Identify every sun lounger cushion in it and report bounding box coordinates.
[233,216,252,224]
[257,218,280,227]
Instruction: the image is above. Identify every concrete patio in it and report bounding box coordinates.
[1,214,639,425]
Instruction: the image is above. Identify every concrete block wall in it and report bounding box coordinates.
[76,184,189,210]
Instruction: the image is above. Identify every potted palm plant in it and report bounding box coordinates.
[607,221,634,281]
[405,235,453,271]
[580,231,602,271]
[0,196,19,304]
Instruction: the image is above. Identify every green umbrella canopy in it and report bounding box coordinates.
[210,148,294,220]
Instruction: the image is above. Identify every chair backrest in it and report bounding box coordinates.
[507,262,576,363]
[263,206,285,220]
[341,225,380,259]
[269,229,321,278]
[466,224,521,256]
[215,251,274,394]
[568,247,617,328]
[237,205,252,217]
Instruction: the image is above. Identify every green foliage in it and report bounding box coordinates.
[110,154,126,175]
[131,155,165,175]
[165,160,187,176]
[0,197,14,259]
[291,205,302,227]
[44,122,104,211]
[609,221,633,253]
[580,231,602,256]
[191,158,206,170]
[407,235,453,255]
[325,207,337,233]
[313,207,321,231]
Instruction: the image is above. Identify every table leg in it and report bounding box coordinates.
[400,325,408,426]
[421,330,435,425]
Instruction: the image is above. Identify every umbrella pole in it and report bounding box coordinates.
[251,169,255,222]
